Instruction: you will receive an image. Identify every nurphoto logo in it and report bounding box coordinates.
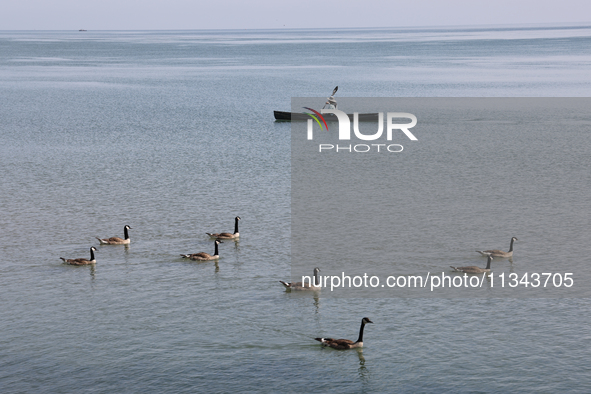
[305,109,418,153]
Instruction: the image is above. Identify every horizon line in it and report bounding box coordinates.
[1,21,591,33]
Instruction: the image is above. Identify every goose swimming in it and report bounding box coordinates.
[451,254,494,274]
[60,246,97,265]
[206,217,240,239]
[280,267,321,291]
[180,239,223,261]
[96,225,132,245]
[315,317,373,350]
[477,237,518,258]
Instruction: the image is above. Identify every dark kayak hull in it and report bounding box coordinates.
[274,110,379,122]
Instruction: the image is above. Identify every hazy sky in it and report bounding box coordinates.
[2,0,590,30]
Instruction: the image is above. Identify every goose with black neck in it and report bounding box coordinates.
[315,317,373,350]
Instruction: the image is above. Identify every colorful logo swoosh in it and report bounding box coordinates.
[303,107,329,131]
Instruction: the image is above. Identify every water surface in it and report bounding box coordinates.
[1,25,591,392]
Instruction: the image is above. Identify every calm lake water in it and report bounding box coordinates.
[1,25,591,393]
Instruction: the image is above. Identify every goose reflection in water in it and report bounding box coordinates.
[311,294,320,314]
[357,349,370,385]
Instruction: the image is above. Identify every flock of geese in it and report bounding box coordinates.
[59,226,517,351]
[279,236,518,349]
[59,218,241,265]
[280,237,519,290]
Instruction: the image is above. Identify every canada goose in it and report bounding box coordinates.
[315,317,373,350]
[450,254,494,274]
[60,246,97,265]
[180,239,223,261]
[96,225,132,245]
[477,237,518,258]
[206,216,240,239]
[280,267,321,291]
